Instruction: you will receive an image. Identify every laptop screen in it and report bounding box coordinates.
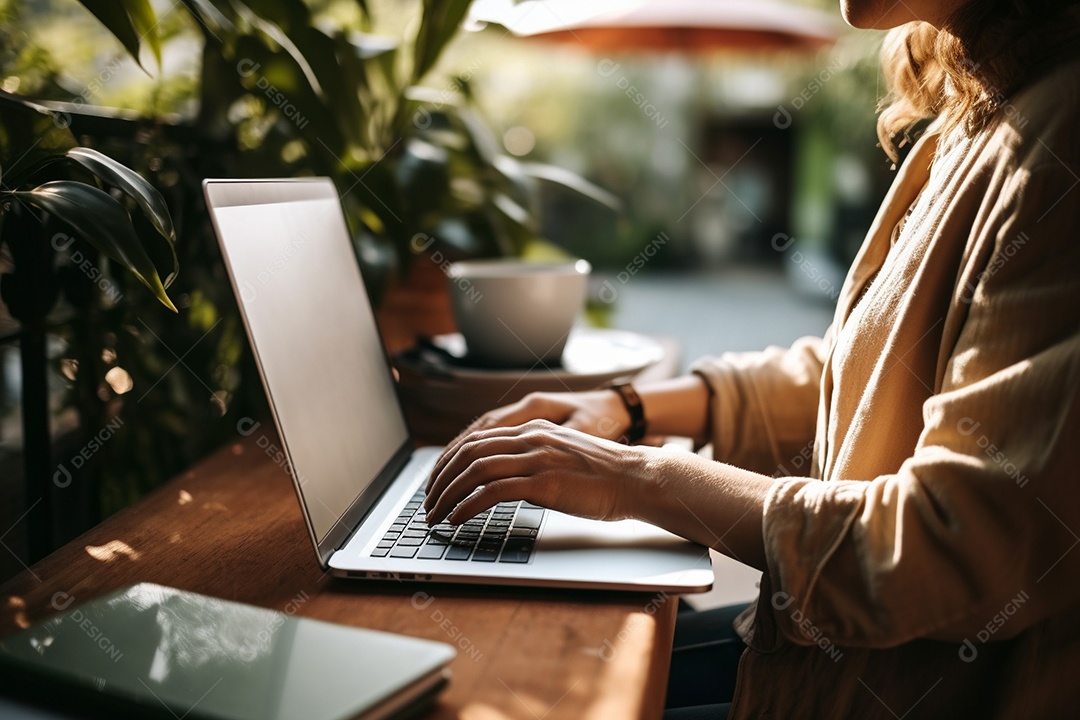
[206,179,410,545]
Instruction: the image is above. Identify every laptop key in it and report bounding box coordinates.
[509,527,538,538]
[390,545,418,558]
[370,547,390,557]
[499,539,535,563]
[417,543,447,560]
[513,508,544,529]
[445,545,472,560]
[397,536,424,546]
[471,545,500,562]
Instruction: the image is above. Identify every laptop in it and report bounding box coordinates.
[203,177,713,592]
[0,583,453,720]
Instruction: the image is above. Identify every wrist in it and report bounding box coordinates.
[606,381,647,444]
[635,375,710,446]
[612,443,663,520]
[627,445,679,522]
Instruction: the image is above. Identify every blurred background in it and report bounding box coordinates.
[0,0,896,582]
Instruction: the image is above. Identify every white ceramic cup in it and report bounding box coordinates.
[446,258,591,366]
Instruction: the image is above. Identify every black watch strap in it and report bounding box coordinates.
[608,381,647,444]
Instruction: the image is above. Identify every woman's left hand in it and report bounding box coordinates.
[423,419,651,525]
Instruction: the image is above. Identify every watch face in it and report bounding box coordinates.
[610,382,647,443]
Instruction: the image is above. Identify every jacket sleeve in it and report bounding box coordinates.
[757,162,1080,649]
[689,332,830,477]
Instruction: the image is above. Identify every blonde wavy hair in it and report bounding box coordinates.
[877,0,1080,161]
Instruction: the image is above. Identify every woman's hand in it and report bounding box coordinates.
[464,390,632,442]
[423,419,651,525]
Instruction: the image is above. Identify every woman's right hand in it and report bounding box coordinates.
[464,390,632,443]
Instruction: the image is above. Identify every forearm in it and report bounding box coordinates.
[633,375,711,446]
[631,446,773,571]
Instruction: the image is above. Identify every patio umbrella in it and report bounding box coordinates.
[466,0,841,53]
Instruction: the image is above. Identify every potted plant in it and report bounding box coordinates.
[171,0,618,347]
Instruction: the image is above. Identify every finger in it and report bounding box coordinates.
[428,416,553,494]
[426,454,529,525]
[427,422,509,492]
[426,444,533,522]
[426,426,525,497]
[445,477,539,524]
[426,445,527,523]
[427,395,570,492]
[426,428,480,493]
[485,395,571,430]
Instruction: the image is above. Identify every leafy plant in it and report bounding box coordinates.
[0,92,177,311]
[49,0,612,278]
[179,0,616,270]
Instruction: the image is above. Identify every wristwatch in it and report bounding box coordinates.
[606,381,647,444]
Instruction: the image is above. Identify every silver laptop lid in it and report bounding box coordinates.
[204,178,412,565]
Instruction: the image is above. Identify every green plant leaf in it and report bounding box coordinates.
[0,95,76,186]
[76,0,161,69]
[241,0,311,35]
[65,148,178,287]
[490,191,530,227]
[231,34,348,169]
[488,153,535,212]
[455,106,501,167]
[291,26,365,149]
[412,0,473,81]
[520,162,623,212]
[14,181,177,311]
[241,6,325,98]
[178,0,237,37]
[121,0,163,67]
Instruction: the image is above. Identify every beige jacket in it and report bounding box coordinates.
[691,56,1080,718]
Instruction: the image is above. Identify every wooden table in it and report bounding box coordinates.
[0,434,680,719]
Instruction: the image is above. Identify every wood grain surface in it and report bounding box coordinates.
[0,434,678,719]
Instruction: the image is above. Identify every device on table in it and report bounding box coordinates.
[203,177,713,593]
[0,583,454,720]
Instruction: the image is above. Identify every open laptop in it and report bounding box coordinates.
[203,177,713,592]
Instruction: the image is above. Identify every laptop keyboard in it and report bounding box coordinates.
[371,490,545,564]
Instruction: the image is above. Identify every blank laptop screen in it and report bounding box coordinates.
[208,180,410,543]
